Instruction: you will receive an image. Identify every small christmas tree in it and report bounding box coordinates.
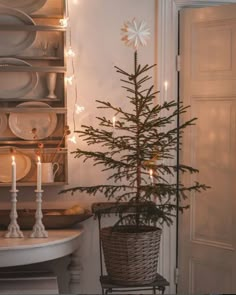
[61,19,208,229]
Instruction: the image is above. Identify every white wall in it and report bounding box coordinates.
[0,1,157,294]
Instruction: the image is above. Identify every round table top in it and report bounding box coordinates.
[0,229,83,267]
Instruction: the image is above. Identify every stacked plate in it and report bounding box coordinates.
[0,1,57,184]
[0,58,38,99]
[0,149,31,182]
[9,102,58,140]
[0,5,37,56]
[0,0,47,14]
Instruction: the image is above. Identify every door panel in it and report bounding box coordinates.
[179,4,236,293]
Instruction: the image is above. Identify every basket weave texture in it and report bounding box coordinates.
[101,225,162,285]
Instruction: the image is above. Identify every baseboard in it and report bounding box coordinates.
[0,271,59,294]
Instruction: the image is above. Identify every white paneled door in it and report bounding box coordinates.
[179,3,236,294]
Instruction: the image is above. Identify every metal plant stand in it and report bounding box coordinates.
[92,202,170,295]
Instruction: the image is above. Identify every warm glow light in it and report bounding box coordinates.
[66,47,75,57]
[75,105,85,114]
[112,116,116,128]
[65,75,74,85]
[149,169,154,184]
[11,155,16,191]
[164,81,168,91]
[36,156,42,191]
[59,18,69,27]
[68,135,77,144]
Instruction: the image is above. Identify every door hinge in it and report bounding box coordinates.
[176,55,181,72]
[174,267,179,285]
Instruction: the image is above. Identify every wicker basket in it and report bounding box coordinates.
[101,225,162,285]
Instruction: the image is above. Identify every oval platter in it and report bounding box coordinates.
[0,58,38,99]
[0,6,36,56]
[0,0,47,14]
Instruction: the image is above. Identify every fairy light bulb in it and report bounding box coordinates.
[75,105,85,114]
[59,18,69,27]
[65,75,74,85]
[66,47,75,57]
[68,135,77,144]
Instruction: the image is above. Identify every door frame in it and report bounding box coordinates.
[157,0,236,292]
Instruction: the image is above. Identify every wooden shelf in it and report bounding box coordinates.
[0,0,68,186]
[0,140,67,146]
[0,25,66,32]
[4,56,63,61]
[0,147,67,152]
[0,181,68,187]
[0,66,66,73]
[0,98,61,102]
[31,14,64,19]
[0,107,66,114]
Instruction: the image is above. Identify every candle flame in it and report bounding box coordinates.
[12,155,15,162]
[149,169,153,177]
[37,156,41,162]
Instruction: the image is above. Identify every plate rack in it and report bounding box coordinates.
[0,0,68,187]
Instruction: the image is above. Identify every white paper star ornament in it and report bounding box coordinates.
[121,19,150,50]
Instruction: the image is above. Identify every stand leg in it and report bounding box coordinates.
[68,249,81,294]
[160,286,165,294]
[30,190,48,238]
[5,190,24,238]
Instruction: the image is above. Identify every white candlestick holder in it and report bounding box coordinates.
[5,189,24,238]
[30,190,48,238]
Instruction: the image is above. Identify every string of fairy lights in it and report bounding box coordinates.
[59,0,84,145]
[59,8,171,186]
[59,2,170,154]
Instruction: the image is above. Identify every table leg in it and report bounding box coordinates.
[68,249,82,294]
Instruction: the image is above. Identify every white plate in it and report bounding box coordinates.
[0,58,38,99]
[0,6,36,56]
[0,0,47,14]
[0,152,31,182]
[0,113,7,135]
[9,102,57,140]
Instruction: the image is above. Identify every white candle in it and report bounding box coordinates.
[164,80,168,100]
[37,156,42,191]
[11,156,16,191]
[112,116,116,128]
[149,169,153,185]
[112,116,116,135]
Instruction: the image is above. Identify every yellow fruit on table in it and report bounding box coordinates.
[63,205,85,215]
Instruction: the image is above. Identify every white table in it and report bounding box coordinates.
[0,229,83,293]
